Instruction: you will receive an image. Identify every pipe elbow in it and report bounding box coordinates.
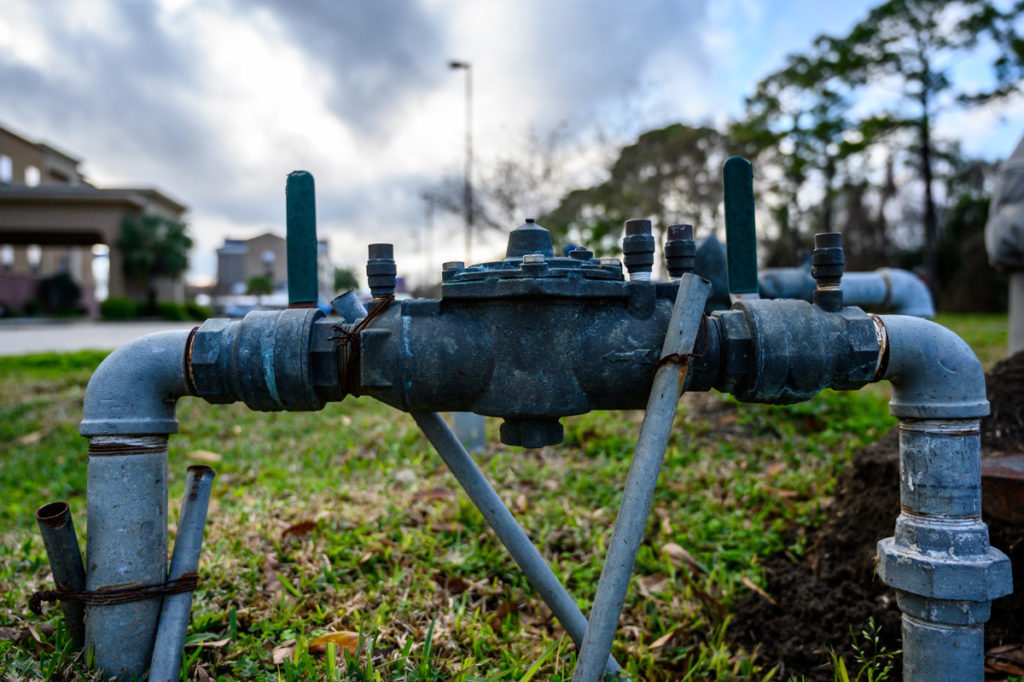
[878,315,988,419]
[877,268,936,318]
[80,330,193,436]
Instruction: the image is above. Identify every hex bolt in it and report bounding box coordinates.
[366,243,397,298]
[441,260,464,283]
[664,224,696,280]
[812,232,844,312]
[622,219,655,281]
[569,246,594,261]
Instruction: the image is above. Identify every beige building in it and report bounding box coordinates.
[216,231,332,300]
[0,124,188,313]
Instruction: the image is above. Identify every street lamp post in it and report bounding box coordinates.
[449,60,473,262]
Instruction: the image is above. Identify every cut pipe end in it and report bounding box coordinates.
[36,501,71,528]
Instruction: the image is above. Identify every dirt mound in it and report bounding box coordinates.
[732,352,1024,681]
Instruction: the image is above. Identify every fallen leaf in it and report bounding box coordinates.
[281,520,317,538]
[412,487,455,502]
[272,640,296,665]
[433,572,471,594]
[0,627,18,641]
[661,542,703,573]
[187,637,230,648]
[195,665,213,682]
[188,450,222,463]
[716,414,739,425]
[514,493,528,513]
[742,576,778,606]
[231,424,242,435]
[17,431,43,445]
[649,627,678,649]
[763,461,786,476]
[637,575,670,598]
[309,631,360,654]
[660,515,672,536]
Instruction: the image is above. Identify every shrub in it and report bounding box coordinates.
[185,302,211,321]
[156,301,187,321]
[100,297,136,320]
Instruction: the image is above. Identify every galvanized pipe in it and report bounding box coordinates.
[35,501,86,648]
[79,330,192,678]
[86,436,170,678]
[149,465,216,682]
[412,411,623,678]
[876,315,1013,682]
[757,267,935,317]
[573,273,711,681]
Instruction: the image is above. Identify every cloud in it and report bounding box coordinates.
[239,0,447,137]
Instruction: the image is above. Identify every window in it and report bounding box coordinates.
[1,245,12,271]
[0,155,11,183]
[24,165,40,187]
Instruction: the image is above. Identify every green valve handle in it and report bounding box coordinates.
[723,156,759,299]
[285,171,319,308]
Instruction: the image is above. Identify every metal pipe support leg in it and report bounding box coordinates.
[149,465,216,682]
[413,411,624,678]
[35,501,87,648]
[573,273,711,681]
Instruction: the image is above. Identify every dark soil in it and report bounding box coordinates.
[731,352,1024,681]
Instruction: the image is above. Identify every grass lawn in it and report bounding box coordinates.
[0,314,1008,681]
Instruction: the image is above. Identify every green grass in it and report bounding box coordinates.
[0,314,1006,680]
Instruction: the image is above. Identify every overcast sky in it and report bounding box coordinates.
[2,0,1022,285]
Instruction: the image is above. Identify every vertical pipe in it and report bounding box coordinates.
[723,156,759,300]
[1010,271,1024,356]
[412,411,624,678]
[876,315,1012,682]
[286,170,319,308]
[149,465,216,682]
[35,501,86,648]
[573,274,711,682]
[86,436,169,679]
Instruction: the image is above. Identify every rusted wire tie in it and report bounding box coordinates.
[654,314,709,372]
[328,294,396,395]
[29,573,199,615]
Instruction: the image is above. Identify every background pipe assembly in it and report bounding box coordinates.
[42,161,1011,680]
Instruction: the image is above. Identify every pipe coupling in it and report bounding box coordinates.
[188,308,339,411]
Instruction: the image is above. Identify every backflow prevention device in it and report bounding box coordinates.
[35,161,1012,681]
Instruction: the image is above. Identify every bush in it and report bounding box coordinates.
[100,297,136,320]
[156,301,187,321]
[185,302,211,321]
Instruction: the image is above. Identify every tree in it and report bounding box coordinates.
[118,213,192,313]
[825,0,1024,295]
[333,266,359,292]
[543,123,727,254]
[246,275,273,304]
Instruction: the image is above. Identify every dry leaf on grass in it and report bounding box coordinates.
[636,575,670,598]
[195,665,214,682]
[763,461,786,476]
[661,542,703,573]
[17,431,43,445]
[742,576,778,606]
[272,640,296,665]
[281,520,317,538]
[412,487,455,502]
[309,631,360,654]
[514,493,528,513]
[649,627,678,649]
[187,638,230,648]
[433,572,471,595]
[187,450,222,463]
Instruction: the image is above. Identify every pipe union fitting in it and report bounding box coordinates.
[189,308,326,411]
[876,537,1012,603]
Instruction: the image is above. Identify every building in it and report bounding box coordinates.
[216,232,332,300]
[0,123,188,313]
